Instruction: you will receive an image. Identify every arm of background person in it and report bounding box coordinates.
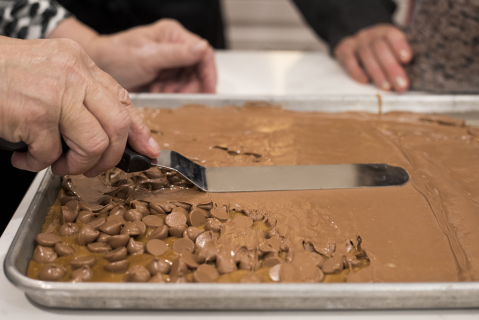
[48,18,217,93]
[292,0,412,92]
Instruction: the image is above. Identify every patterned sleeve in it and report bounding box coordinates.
[0,0,72,39]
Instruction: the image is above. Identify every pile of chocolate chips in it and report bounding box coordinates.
[31,168,368,283]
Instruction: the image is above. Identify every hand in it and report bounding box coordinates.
[50,18,217,93]
[0,36,160,177]
[334,24,412,92]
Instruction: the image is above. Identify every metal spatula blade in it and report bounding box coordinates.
[118,146,409,192]
[0,139,409,192]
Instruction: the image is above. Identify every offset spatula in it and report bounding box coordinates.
[0,138,409,193]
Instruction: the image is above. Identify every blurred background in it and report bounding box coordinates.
[222,0,409,51]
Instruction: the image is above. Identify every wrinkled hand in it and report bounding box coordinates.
[91,19,217,93]
[334,24,412,92]
[0,36,160,176]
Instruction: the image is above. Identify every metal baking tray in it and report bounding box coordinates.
[5,94,479,310]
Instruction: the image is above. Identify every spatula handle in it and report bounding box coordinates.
[0,137,151,173]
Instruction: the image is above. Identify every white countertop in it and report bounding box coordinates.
[1,51,478,319]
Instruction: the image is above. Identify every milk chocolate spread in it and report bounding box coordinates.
[27,104,479,283]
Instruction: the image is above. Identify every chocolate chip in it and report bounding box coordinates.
[98,220,124,235]
[205,218,222,232]
[197,202,214,211]
[196,241,217,263]
[76,210,96,224]
[127,238,145,255]
[39,264,65,281]
[71,265,94,282]
[87,242,112,253]
[169,258,189,281]
[88,217,106,229]
[130,200,150,216]
[106,215,127,224]
[149,203,166,215]
[242,208,264,222]
[33,246,57,263]
[216,247,237,274]
[124,209,143,222]
[172,238,195,254]
[235,247,253,270]
[125,265,151,282]
[232,215,253,228]
[145,239,168,256]
[36,233,61,247]
[266,236,282,252]
[169,224,187,238]
[107,234,130,248]
[65,200,80,214]
[210,205,229,222]
[149,225,169,240]
[240,273,261,283]
[183,227,203,241]
[180,252,199,269]
[298,262,324,283]
[70,256,96,269]
[149,273,165,282]
[104,259,129,273]
[96,232,111,243]
[142,215,164,228]
[60,206,78,224]
[165,211,187,228]
[270,263,298,283]
[60,196,80,206]
[193,264,219,283]
[195,231,217,249]
[171,207,189,220]
[171,201,192,210]
[58,222,80,236]
[263,256,282,268]
[265,217,277,228]
[150,201,175,213]
[104,247,128,262]
[109,205,126,217]
[144,169,164,179]
[321,255,343,274]
[188,209,206,227]
[269,264,281,282]
[79,200,93,211]
[121,221,146,237]
[146,258,171,275]
[77,225,100,245]
[54,243,75,257]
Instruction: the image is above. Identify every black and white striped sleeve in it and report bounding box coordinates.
[0,0,72,39]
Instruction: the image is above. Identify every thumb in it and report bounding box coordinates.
[150,40,208,69]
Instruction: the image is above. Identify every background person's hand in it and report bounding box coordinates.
[49,18,217,93]
[0,36,160,177]
[334,24,412,93]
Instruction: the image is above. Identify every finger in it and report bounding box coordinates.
[373,40,409,92]
[11,127,63,172]
[385,27,413,64]
[358,44,391,91]
[334,39,369,84]
[149,81,166,93]
[196,46,217,93]
[51,102,109,176]
[81,83,131,177]
[89,66,160,160]
[177,74,202,93]
[149,41,209,70]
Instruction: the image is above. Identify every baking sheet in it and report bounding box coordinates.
[4,94,479,310]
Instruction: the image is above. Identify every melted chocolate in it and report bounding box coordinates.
[27,105,479,283]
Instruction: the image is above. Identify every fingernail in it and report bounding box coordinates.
[399,50,409,62]
[396,76,407,88]
[191,41,207,55]
[148,137,160,155]
[381,81,391,91]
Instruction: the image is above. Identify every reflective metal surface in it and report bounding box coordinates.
[154,150,409,192]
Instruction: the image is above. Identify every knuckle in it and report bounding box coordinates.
[86,133,109,157]
[113,109,131,138]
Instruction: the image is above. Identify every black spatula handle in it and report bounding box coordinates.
[0,137,151,173]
